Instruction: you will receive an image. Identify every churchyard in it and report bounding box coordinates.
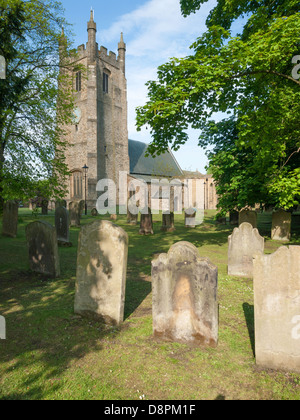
[0,207,300,400]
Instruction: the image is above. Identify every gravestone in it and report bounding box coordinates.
[229,211,239,226]
[25,221,60,278]
[110,214,117,221]
[55,206,71,246]
[152,241,218,347]
[253,246,300,373]
[91,207,98,217]
[127,210,138,225]
[74,220,128,325]
[161,212,175,232]
[239,210,257,229]
[139,207,153,235]
[41,199,48,215]
[2,200,18,238]
[228,222,264,278]
[185,208,196,228]
[69,201,81,227]
[55,199,67,209]
[271,210,291,241]
[79,200,85,215]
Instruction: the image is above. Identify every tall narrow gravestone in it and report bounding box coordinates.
[253,246,300,373]
[55,206,71,246]
[2,200,18,238]
[139,207,153,235]
[185,208,196,228]
[74,220,128,325]
[239,210,257,229]
[152,242,218,347]
[69,201,81,227]
[25,221,60,278]
[228,222,264,278]
[271,210,291,242]
[161,212,175,232]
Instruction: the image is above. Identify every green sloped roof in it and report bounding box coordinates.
[128,139,183,178]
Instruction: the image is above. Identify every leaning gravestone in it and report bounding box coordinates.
[152,241,218,347]
[2,200,18,238]
[55,206,71,246]
[139,207,153,235]
[69,201,81,227]
[161,212,175,232]
[74,220,128,325]
[185,208,196,228]
[228,222,264,278]
[239,210,257,229]
[271,210,291,242]
[25,221,60,278]
[253,246,300,373]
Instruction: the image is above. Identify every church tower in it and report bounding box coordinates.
[63,11,130,208]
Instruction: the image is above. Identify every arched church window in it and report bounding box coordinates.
[103,73,109,93]
[70,170,83,199]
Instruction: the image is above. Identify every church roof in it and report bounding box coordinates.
[128,139,183,179]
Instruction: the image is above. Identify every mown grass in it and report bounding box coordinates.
[0,208,299,400]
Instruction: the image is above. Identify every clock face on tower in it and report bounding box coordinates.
[72,107,82,125]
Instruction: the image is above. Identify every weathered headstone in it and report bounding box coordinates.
[185,208,196,228]
[41,199,48,215]
[229,211,239,226]
[74,220,128,325]
[152,241,218,347]
[253,246,300,373]
[79,200,85,215]
[271,210,291,242]
[2,200,18,238]
[55,199,67,209]
[25,221,60,278]
[139,207,153,235]
[161,212,175,232]
[239,210,257,229]
[91,207,98,217]
[69,201,81,227]
[55,206,71,246]
[127,209,138,225]
[228,222,264,278]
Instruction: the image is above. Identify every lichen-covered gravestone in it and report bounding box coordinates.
[55,206,71,246]
[69,201,81,227]
[228,222,264,278]
[25,221,60,278]
[74,220,128,325]
[239,210,257,229]
[152,241,218,347]
[254,246,300,373]
[2,200,18,238]
[139,207,153,235]
[271,210,292,241]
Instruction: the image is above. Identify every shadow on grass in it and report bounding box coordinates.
[243,303,255,358]
[0,272,120,400]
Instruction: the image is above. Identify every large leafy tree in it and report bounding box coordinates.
[136,0,300,212]
[0,0,75,211]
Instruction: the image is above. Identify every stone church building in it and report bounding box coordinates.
[61,11,217,211]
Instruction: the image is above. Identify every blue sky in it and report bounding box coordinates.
[60,0,219,173]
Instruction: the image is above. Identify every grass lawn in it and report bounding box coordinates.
[0,208,299,400]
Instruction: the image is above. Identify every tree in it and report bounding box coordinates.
[136,0,300,211]
[0,0,76,211]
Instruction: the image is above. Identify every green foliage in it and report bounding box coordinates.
[0,0,76,203]
[136,0,300,211]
